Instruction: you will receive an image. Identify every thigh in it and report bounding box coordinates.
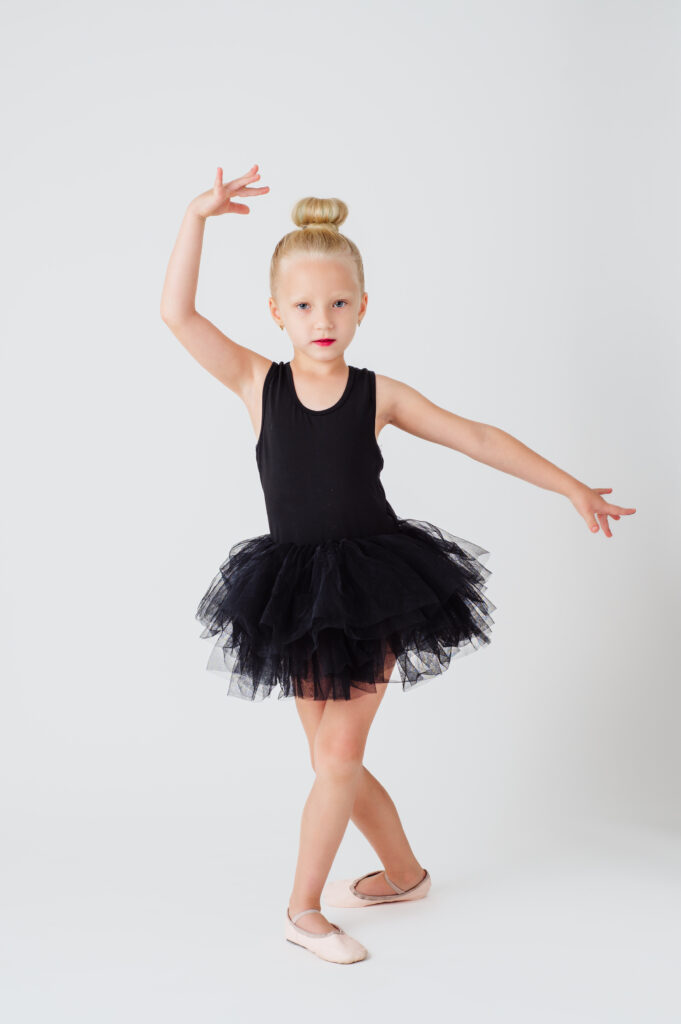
[314,679,389,764]
[295,693,326,768]
[295,642,396,765]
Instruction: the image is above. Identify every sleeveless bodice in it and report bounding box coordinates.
[255,360,399,545]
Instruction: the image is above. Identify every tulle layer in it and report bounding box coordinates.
[195,517,496,701]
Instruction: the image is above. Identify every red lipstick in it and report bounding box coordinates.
[312,338,335,346]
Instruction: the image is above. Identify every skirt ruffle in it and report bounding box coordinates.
[195,517,496,701]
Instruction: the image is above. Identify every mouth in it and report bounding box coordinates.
[312,338,335,345]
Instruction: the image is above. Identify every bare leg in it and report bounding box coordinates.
[288,681,389,934]
[293,649,425,916]
[295,720,426,899]
[346,765,427,895]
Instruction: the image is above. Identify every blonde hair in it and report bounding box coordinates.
[269,197,365,300]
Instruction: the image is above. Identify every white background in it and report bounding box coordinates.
[2,0,679,1020]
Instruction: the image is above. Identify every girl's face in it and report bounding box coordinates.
[269,256,367,361]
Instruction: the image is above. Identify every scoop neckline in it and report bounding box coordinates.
[286,360,355,415]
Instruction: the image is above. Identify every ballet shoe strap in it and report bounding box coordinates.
[383,870,409,894]
[291,907,323,923]
[382,868,428,894]
[350,868,406,896]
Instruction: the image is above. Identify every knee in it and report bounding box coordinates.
[313,733,365,779]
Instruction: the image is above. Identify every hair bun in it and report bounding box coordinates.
[291,197,348,232]
[270,194,364,302]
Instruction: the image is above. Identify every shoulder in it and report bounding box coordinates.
[239,357,282,442]
[373,371,421,427]
[362,370,422,437]
[242,356,280,403]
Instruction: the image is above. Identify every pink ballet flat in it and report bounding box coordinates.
[285,907,368,964]
[322,868,431,908]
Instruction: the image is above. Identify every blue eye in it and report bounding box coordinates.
[296,300,348,310]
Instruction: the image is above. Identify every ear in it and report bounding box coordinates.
[268,296,283,328]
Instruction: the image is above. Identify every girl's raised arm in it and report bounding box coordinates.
[160,165,270,398]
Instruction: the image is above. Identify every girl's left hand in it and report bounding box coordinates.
[569,485,636,538]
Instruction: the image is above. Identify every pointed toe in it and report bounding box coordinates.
[285,908,368,964]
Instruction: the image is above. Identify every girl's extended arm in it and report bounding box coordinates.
[379,375,636,539]
[160,165,270,395]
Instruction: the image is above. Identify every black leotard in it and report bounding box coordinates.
[256,360,398,545]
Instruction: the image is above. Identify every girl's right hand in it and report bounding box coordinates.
[190,164,270,220]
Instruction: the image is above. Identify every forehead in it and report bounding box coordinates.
[278,256,358,295]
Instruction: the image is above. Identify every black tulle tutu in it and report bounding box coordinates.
[195,516,496,701]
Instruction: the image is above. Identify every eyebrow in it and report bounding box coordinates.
[290,295,349,302]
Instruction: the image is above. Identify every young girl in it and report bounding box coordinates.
[160,163,636,965]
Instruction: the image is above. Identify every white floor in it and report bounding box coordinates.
[2,817,680,1024]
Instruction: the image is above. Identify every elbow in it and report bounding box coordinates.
[160,308,185,328]
[161,307,196,327]
[160,306,177,325]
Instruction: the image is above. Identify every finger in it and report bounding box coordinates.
[225,176,262,197]
[594,488,613,495]
[605,505,636,515]
[597,512,612,539]
[227,166,261,190]
[213,166,223,189]
[233,186,270,196]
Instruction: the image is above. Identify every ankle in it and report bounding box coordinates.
[288,900,322,917]
[383,864,426,888]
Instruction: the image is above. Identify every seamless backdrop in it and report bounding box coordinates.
[2,1,679,1021]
